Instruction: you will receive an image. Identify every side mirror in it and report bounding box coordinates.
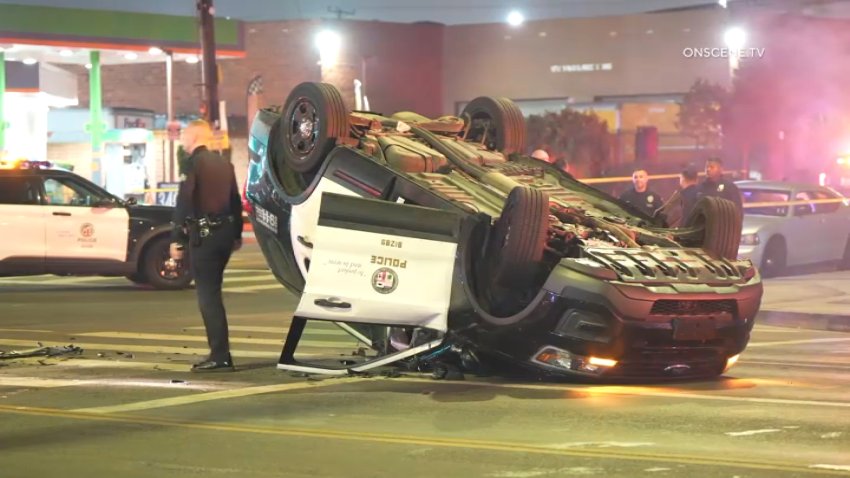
[125,197,138,206]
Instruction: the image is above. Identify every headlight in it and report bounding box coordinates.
[740,233,760,246]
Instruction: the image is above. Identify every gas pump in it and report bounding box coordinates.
[101,128,153,201]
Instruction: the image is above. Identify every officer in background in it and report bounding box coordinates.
[698,157,743,212]
[170,120,243,372]
[619,167,663,216]
[656,165,699,227]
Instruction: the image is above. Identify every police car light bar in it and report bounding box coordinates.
[0,159,54,169]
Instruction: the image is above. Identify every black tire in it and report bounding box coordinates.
[488,187,549,287]
[760,237,787,278]
[684,196,742,260]
[141,237,193,290]
[279,82,349,174]
[461,96,526,155]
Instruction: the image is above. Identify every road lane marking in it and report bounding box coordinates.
[184,325,356,337]
[223,284,288,294]
[0,405,846,475]
[742,360,850,370]
[0,328,55,333]
[387,378,850,409]
[0,377,95,388]
[747,338,850,348]
[0,339,291,359]
[725,429,782,437]
[38,358,192,372]
[75,332,365,348]
[73,377,365,414]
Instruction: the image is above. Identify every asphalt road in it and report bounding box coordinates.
[0,244,848,477]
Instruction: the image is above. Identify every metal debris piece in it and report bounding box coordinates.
[0,345,83,360]
[97,353,106,358]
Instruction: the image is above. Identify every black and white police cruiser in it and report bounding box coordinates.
[0,160,191,289]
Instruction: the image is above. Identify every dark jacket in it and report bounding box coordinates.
[172,146,243,244]
[619,188,664,216]
[697,177,742,211]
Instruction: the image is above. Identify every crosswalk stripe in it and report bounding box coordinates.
[223,284,287,294]
[76,331,365,348]
[0,271,278,290]
[0,377,96,388]
[13,357,191,372]
[0,339,307,359]
[219,275,276,284]
[184,325,357,337]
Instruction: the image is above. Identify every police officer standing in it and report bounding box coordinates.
[170,120,243,372]
[656,165,700,227]
[619,167,664,216]
[698,157,743,212]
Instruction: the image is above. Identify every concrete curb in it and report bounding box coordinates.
[758,310,850,333]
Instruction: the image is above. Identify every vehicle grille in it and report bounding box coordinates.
[650,300,737,316]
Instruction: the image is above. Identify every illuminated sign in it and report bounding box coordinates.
[550,63,613,73]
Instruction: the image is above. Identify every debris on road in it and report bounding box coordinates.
[0,344,83,360]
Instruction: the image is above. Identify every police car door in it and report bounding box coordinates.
[294,193,460,332]
[41,176,130,264]
[0,174,45,273]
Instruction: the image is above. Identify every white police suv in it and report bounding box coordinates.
[0,161,191,289]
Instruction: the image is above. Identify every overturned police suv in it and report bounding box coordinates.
[0,161,191,290]
[244,82,763,380]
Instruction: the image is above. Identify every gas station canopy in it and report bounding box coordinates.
[0,3,245,65]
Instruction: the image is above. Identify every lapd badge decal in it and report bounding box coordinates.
[647,195,654,204]
[371,267,398,294]
[718,184,725,192]
[80,223,95,238]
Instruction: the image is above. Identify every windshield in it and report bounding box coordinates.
[740,188,790,217]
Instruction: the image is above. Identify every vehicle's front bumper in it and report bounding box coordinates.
[486,260,763,380]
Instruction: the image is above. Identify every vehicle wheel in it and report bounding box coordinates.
[760,237,787,278]
[279,82,349,174]
[461,96,526,155]
[838,237,850,271]
[487,186,549,288]
[684,196,742,260]
[141,237,193,290]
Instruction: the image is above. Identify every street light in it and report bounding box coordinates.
[724,26,746,77]
[315,29,342,67]
[507,10,524,27]
[724,26,746,50]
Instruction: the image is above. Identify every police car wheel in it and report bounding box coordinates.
[461,96,526,155]
[141,237,192,290]
[280,82,349,174]
[684,196,742,261]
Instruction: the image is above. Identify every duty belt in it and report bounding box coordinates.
[186,214,235,242]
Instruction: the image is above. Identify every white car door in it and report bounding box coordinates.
[289,177,363,279]
[41,175,130,263]
[0,175,45,272]
[788,190,830,266]
[813,188,850,261]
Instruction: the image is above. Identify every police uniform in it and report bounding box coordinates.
[619,188,664,216]
[697,178,743,211]
[172,146,243,371]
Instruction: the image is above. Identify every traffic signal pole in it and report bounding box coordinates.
[197,0,219,126]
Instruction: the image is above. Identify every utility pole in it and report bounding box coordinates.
[197,0,219,126]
